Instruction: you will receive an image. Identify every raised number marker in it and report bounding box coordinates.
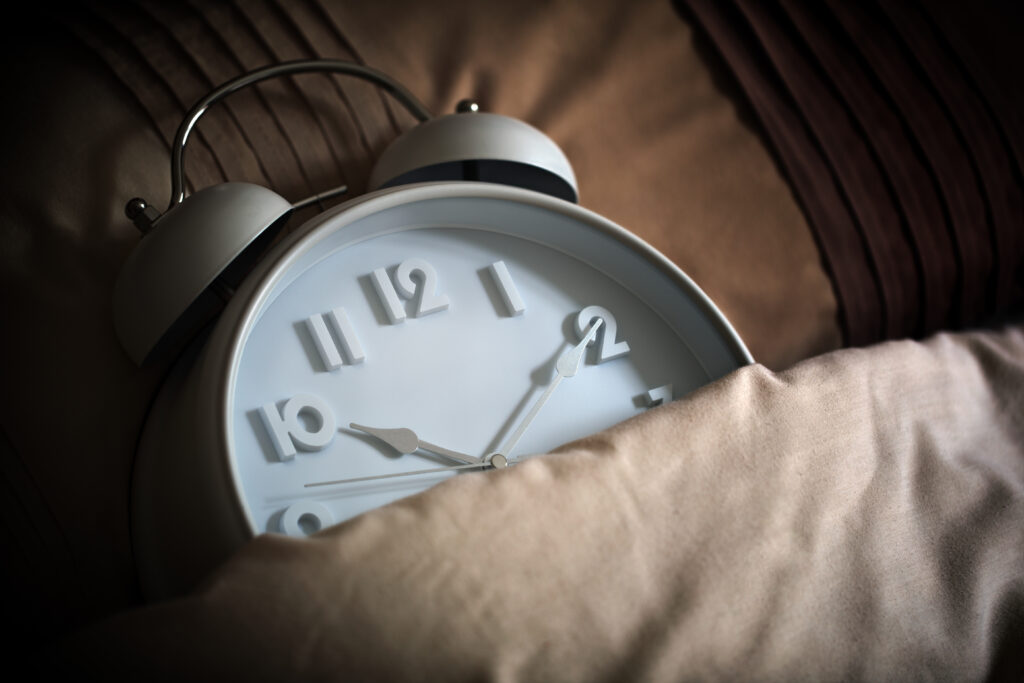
[306,313,342,371]
[259,393,336,462]
[489,260,526,316]
[574,305,630,363]
[280,501,334,537]
[327,307,365,364]
[396,257,451,317]
[371,267,406,324]
[371,258,451,322]
[305,307,366,371]
[644,384,673,407]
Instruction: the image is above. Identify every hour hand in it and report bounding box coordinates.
[349,423,482,465]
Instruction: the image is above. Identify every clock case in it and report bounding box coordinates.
[116,71,751,600]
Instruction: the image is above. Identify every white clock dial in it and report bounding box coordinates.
[129,183,749,599]
[218,185,750,537]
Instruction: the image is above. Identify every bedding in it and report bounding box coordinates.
[0,0,1020,679]
[60,326,1024,680]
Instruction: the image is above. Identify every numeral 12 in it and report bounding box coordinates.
[371,257,451,323]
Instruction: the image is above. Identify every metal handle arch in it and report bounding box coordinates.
[168,59,434,210]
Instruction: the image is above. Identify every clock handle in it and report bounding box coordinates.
[166,59,432,214]
[126,59,434,233]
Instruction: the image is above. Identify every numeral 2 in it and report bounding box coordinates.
[371,257,450,323]
[574,305,630,363]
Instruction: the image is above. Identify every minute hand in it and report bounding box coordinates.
[497,319,603,459]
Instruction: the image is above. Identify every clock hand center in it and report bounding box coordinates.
[496,318,602,459]
[349,423,482,465]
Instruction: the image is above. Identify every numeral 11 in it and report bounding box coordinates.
[306,307,365,371]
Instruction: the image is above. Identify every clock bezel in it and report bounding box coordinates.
[209,181,752,534]
[132,181,751,599]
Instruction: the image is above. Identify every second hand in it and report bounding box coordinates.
[305,457,513,488]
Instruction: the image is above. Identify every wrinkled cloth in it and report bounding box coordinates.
[681,0,1024,344]
[61,326,1024,681]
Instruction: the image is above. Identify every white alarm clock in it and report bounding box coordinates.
[113,61,752,599]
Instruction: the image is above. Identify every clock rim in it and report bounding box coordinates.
[198,181,754,536]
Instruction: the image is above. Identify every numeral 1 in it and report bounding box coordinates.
[306,307,365,371]
[489,260,526,316]
[574,305,630,363]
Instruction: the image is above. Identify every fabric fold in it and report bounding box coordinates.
[59,325,1024,681]
[680,0,1023,343]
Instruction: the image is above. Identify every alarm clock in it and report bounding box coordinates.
[113,61,752,599]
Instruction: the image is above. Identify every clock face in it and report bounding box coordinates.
[220,185,749,537]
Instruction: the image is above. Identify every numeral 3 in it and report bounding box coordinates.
[644,384,673,407]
